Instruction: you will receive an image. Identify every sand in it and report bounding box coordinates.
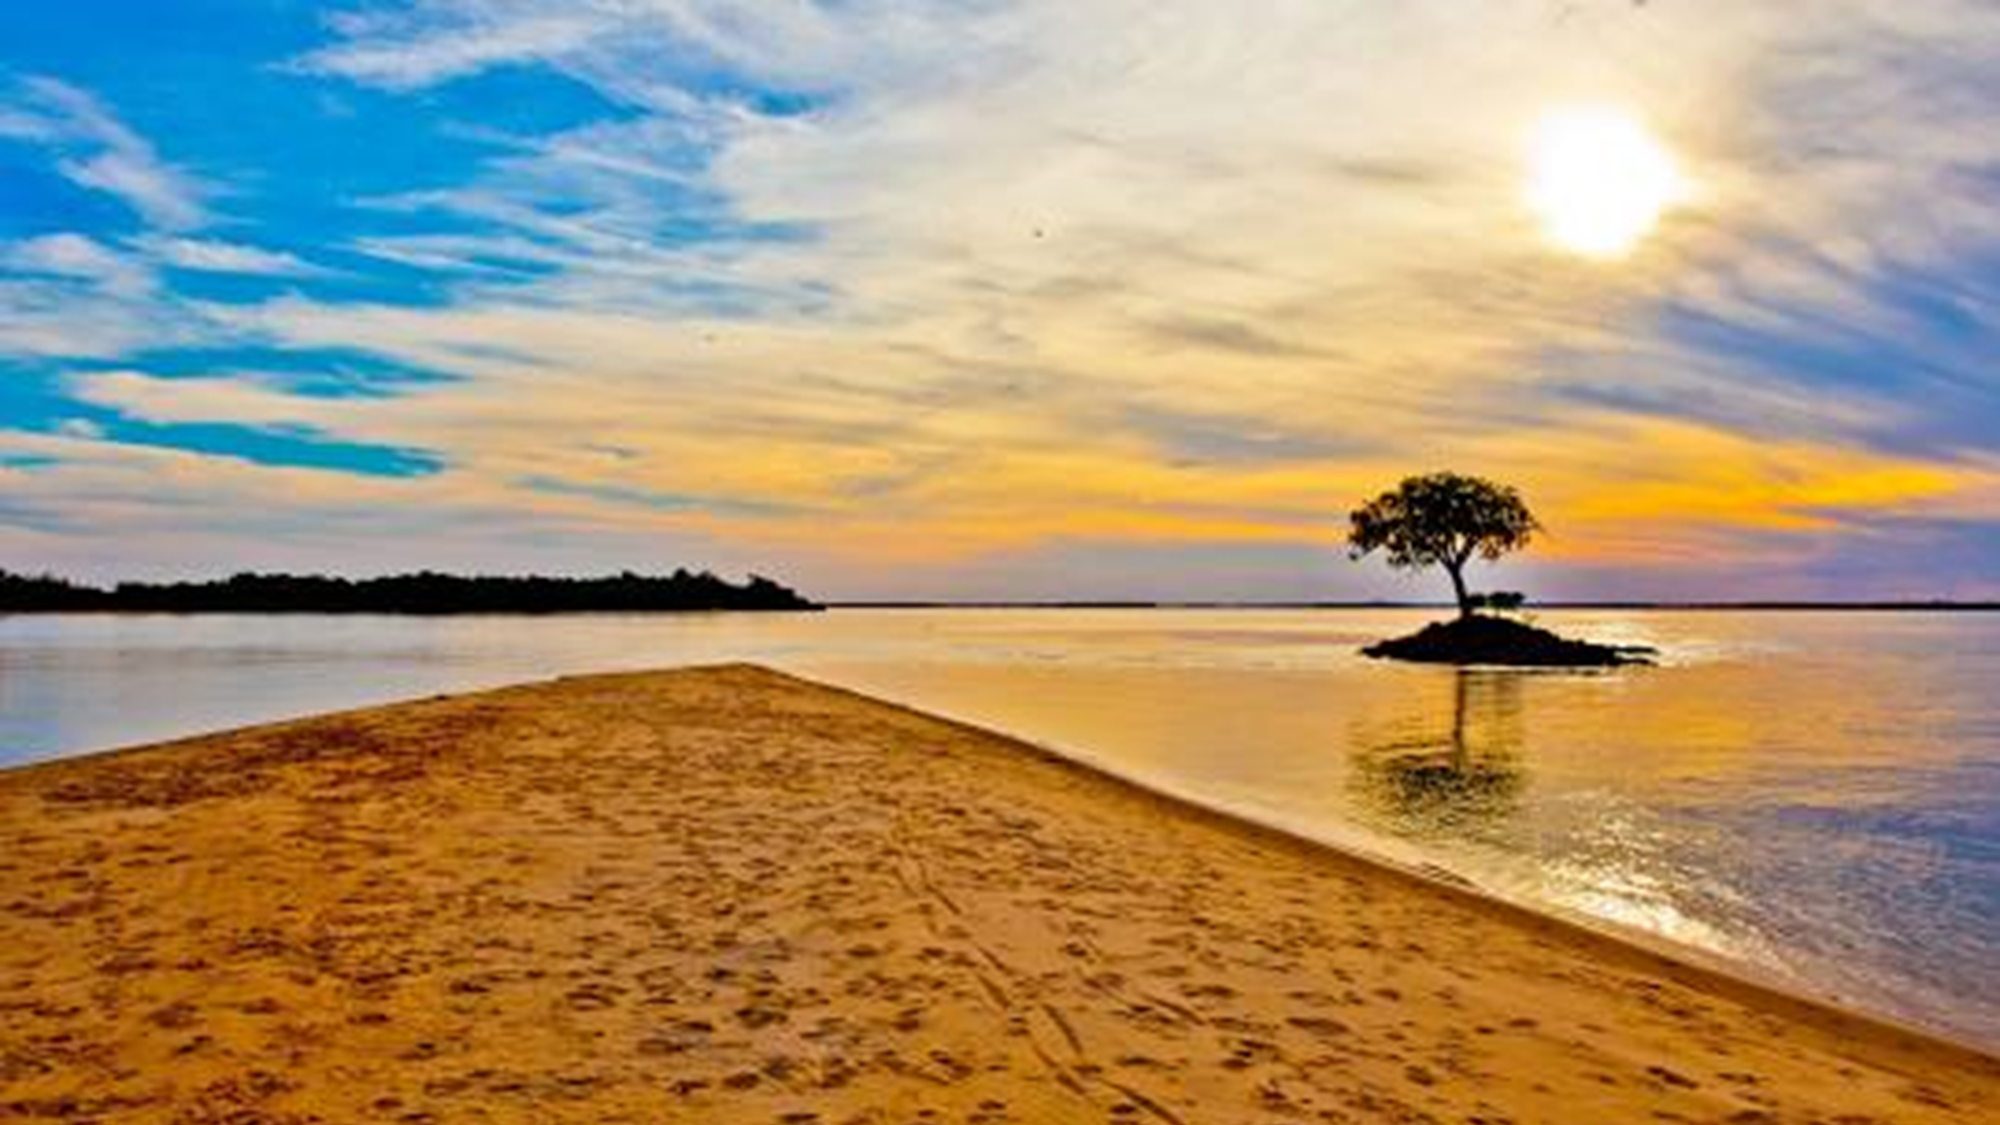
[1,665,1994,1124]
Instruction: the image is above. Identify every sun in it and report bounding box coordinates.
[1527,105,1687,258]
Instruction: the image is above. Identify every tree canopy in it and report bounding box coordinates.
[1347,472,1540,616]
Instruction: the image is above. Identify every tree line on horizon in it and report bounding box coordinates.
[0,568,819,615]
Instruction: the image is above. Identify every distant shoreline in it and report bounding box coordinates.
[0,568,820,615]
[828,600,2000,611]
[0,606,827,617]
[4,601,1994,616]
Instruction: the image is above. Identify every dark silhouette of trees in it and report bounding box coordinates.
[1348,472,1540,617]
[0,570,103,612]
[1466,590,1526,614]
[0,568,818,614]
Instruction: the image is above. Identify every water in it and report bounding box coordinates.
[2,608,1995,1047]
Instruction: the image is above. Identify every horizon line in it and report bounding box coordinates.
[826,599,2000,611]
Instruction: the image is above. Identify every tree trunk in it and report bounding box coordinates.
[1444,560,1470,617]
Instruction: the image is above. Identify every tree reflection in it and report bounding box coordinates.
[1350,670,1526,837]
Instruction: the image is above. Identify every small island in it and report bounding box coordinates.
[1347,472,1652,667]
[0,568,819,615]
[1360,614,1650,666]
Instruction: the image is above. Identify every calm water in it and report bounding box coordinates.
[2,608,1995,1046]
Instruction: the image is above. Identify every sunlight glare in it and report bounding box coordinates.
[1527,106,1687,258]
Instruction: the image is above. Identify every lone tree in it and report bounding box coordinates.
[1348,472,1540,617]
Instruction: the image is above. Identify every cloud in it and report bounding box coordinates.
[298,1,892,97]
[0,83,275,362]
[236,1,2000,596]
[517,474,805,518]
[1143,316,1320,359]
[0,427,746,583]
[4,77,209,230]
[66,370,333,427]
[134,236,327,277]
[0,234,177,359]
[1,233,154,297]
[6,2,2000,596]
[300,5,608,91]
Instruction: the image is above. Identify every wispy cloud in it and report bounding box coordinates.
[67,370,339,427]
[240,1,2000,593]
[134,236,328,278]
[1,233,154,297]
[0,235,178,359]
[3,2,1999,595]
[0,81,223,362]
[301,5,609,92]
[5,76,209,230]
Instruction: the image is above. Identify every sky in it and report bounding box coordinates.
[2,0,1998,602]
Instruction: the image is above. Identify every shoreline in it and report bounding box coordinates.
[3,664,1994,1122]
[781,669,1997,1062]
[18,662,1952,1054]
[6,673,1979,1059]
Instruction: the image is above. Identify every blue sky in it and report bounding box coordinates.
[2,1,1998,600]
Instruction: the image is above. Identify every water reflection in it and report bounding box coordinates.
[1351,671,1526,838]
[1,609,1996,1045]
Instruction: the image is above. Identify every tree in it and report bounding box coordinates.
[1466,590,1527,614]
[1348,472,1540,617]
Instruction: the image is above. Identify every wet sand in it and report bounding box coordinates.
[1,664,1994,1124]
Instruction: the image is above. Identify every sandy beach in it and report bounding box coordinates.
[1,665,1993,1124]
